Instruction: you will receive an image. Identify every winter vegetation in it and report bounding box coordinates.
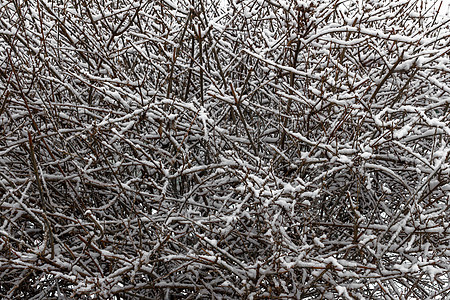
[0,0,449,298]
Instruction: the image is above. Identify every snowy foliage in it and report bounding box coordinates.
[0,0,449,298]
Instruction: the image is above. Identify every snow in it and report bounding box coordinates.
[1,0,449,298]
[394,124,412,139]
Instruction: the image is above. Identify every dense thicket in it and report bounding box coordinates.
[0,0,449,298]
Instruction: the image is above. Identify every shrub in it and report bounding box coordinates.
[0,0,449,298]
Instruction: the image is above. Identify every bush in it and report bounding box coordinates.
[0,0,449,298]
